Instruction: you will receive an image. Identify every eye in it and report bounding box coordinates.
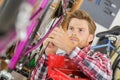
[69,26,74,30]
[79,28,83,32]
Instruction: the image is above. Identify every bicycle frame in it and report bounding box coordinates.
[92,38,118,57]
[0,0,67,79]
[8,0,49,70]
[8,0,65,71]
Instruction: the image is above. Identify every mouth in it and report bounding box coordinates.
[70,37,78,43]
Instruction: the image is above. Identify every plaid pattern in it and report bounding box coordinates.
[69,45,112,80]
[31,45,112,80]
[31,54,50,80]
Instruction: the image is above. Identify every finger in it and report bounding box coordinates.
[43,39,49,47]
[49,28,61,38]
[48,32,56,39]
[46,37,54,43]
[59,26,65,33]
[53,27,63,35]
[53,27,62,33]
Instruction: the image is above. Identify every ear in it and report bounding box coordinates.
[88,34,94,43]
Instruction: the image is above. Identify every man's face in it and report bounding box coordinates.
[67,18,94,48]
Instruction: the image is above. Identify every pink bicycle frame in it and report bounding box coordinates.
[8,0,49,70]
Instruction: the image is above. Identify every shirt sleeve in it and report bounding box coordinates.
[31,53,49,80]
[69,45,112,80]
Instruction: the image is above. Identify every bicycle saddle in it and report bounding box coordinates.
[96,25,120,37]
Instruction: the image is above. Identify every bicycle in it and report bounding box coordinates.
[91,25,120,80]
[0,0,52,79]
[0,0,69,79]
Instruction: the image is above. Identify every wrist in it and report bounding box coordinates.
[66,44,76,54]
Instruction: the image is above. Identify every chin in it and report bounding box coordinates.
[72,42,78,46]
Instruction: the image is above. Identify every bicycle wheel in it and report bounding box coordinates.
[112,56,120,80]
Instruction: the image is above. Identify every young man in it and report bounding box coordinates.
[31,10,112,80]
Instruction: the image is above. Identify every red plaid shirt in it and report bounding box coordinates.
[31,45,112,80]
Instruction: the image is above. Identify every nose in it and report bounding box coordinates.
[72,31,77,36]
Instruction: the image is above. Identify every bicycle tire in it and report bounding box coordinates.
[0,0,23,36]
[112,56,120,80]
